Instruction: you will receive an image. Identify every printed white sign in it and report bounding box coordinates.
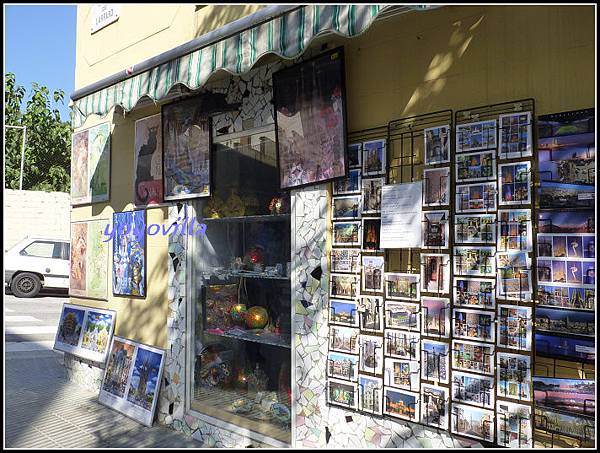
[91,5,120,33]
[380,181,423,249]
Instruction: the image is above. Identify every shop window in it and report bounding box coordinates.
[191,125,291,443]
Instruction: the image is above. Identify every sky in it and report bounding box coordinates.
[5,4,77,122]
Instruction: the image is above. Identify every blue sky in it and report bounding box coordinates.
[5,4,77,121]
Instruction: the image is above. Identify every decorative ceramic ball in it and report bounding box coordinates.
[230,304,247,324]
[245,306,269,329]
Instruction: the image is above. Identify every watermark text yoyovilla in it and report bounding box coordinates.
[103,216,206,242]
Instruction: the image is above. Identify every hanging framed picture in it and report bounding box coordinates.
[70,219,109,300]
[362,139,386,176]
[454,213,496,244]
[424,125,450,165]
[498,161,531,205]
[162,97,212,201]
[332,221,361,246]
[456,119,497,153]
[423,167,450,207]
[113,210,146,297]
[498,111,532,159]
[333,168,361,195]
[134,114,163,207]
[456,150,496,183]
[273,47,348,190]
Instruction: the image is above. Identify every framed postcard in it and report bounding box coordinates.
[348,143,362,168]
[455,182,497,213]
[113,210,146,297]
[384,301,420,332]
[456,119,497,153]
[327,351,358,382]
[535,332,594,363]
[497,305,532,351]
[451,402,495,442]
[331,248,361,273]
[456,150,496,182]
[385,272,420,301]
[333,168,361,195]
[452,370,495,409]
[134,114,163,207]
[423,167,449,206]
[421,297,450,338]
[358,375,383,415]
[273,47,347,190]
[327,377,358,410]
[329,299,359,327]
[496,401,532,448]
[454,246,496,277]
[499,161,531,205]
[422,210,449,249]
[454,213,496,244]
[424,125,450,165]
[533,407,595,444]
[359,335,384,375]
[498,209,533,252]
[362,217,381,251]
[535,306,594,338]
[452,339,495,375]
[497,251,532,299]
[330,273,359,300]
[162,98,211,200]
[358,296,384,333]
[539,181,594,209]
[99,336,166,427]
[454,277,496,309]
[537,284,595,311]
[497,352,531,401]
[332,221,361,246]
[384,388,420,422]
[498,111,532,160]
[329,325,359,354]
[362,177,385,214]
[452,308,495,343]
[70,219,109,300]
[332,195,361,220]
[384,358,420,391]
[421,383,449,430]
[362,139,386,176]
[420,253,450,294]
[533,377,595,418]
[362,255,384,293]
[384,330,419,360]
[538,210,595,235]
[421,339,449,383]
[537,233,595,259]
[539,131,594,186]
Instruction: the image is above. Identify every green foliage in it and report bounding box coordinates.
[4,72,72,192]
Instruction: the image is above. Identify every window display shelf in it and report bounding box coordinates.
[200,270,290,281]
[204,213,290,223]
[205,327,291,349]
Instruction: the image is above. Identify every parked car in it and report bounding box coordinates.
[4,237,70,297]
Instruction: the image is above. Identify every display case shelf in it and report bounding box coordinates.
[203,213,290,223]
[205,328,291,349]
[200,270,290,281]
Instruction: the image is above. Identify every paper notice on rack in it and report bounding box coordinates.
[380,181,423,249]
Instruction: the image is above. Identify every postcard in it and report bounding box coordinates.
[327,351,359,382]
[456,150,496,182]
[329,299,359,327]
[362,217,381,251]
[362,255,385,293]
[384,388,420,422]
[497,209,533,252]
[359,335,384,375]
[385,272,420,301]
[362,177,385,214]
[533,377,595,418]
[332,195,361,220]
[422,210,449,249]
[332,221,361,246]
[329,325,359,354]
[421,253,450,294]
[536,284,595,311]
[452,339,495,375]
[327,377,358,410]
[538,132,595,185]
[533,407,595,443]
[454,213,496,244]
[421,297,450,338]
[452,370,495,409]
[496,251,532,298]
[499,161,531,205]
[453,308,495,343]
[454,246,496,277]
[348,143,362,168]
[330,273,359,300]
[499,111,532,159]
[359,296,384,333]
[424,124,451,165]
[384,330,420,360]
[497,305,532,351]
[384,358,419,391]
[538,209,595,234]
[455,182,497,213]
[539,181,594,209]
[496,401,533,448]
[538,108,594,138]
[384,301,420,332]
[536,233,595,259]
[333,168,362,195]
[535,307,594,338]
[421,339,449,384]
[331,248,361,273]
[423,167,450,206]
[454,277,495,309]
[536,258,593,288]
[456,119,497,153]
[363,139,386,176]
[421,384,449,430]
[358,375,383,415]
[497,352,531,401]
[534,332,594,363]
[451,402,495,442]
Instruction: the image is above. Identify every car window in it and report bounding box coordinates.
[20,241,59,259]
[61,242,71,260]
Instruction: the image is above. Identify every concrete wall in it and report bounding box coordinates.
[4,189,70,250]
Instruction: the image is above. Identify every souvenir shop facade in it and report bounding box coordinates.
[65,4,595,449]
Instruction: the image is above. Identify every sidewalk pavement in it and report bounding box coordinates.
[5,349,201,448]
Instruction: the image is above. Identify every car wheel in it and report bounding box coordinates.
[11,272,42,298]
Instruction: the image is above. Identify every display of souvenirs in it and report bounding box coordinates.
[362,177,385,214]
[421,297,450,338]
[333,168,362,195]
[535,307,594,338]
[452,308,495,343]
[204,284,238,331]
[456,119,497,153]
[384,301,420,332]
[537,284,595,311]
[330,273,359,299]
[497,251,532,298]
[362,139,386,176]
[384,330,419,360]
[358,296,384,333]
[497,305,532,351]
[329,299,359,327]
[359,335,384,374]
[329,326,359,354]
[327,351,358,382]
[384,358,419,391]
[452,339,495,375]
[332,195,361,220]
[348,143,362,168]
[451,402,495,442]
[327,378,358,410]
[245,306,269,329]
[268,196,287,215]
[498,162,531,205]
[453,246,496,277]
[333,221,361,246]
[362,256,384,293]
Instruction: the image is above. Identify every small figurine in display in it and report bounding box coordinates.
[203,195,224,219]
[269,197,287,215]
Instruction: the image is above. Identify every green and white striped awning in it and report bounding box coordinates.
[71,5,408,128]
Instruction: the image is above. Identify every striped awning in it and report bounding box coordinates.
[71,5,405,128]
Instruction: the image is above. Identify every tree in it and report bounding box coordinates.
[4,72,71,192]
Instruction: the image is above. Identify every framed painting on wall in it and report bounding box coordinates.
[134,114,163,206]
[113,210,146,297]
[273,47,348,190]
[70,219,109,300]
